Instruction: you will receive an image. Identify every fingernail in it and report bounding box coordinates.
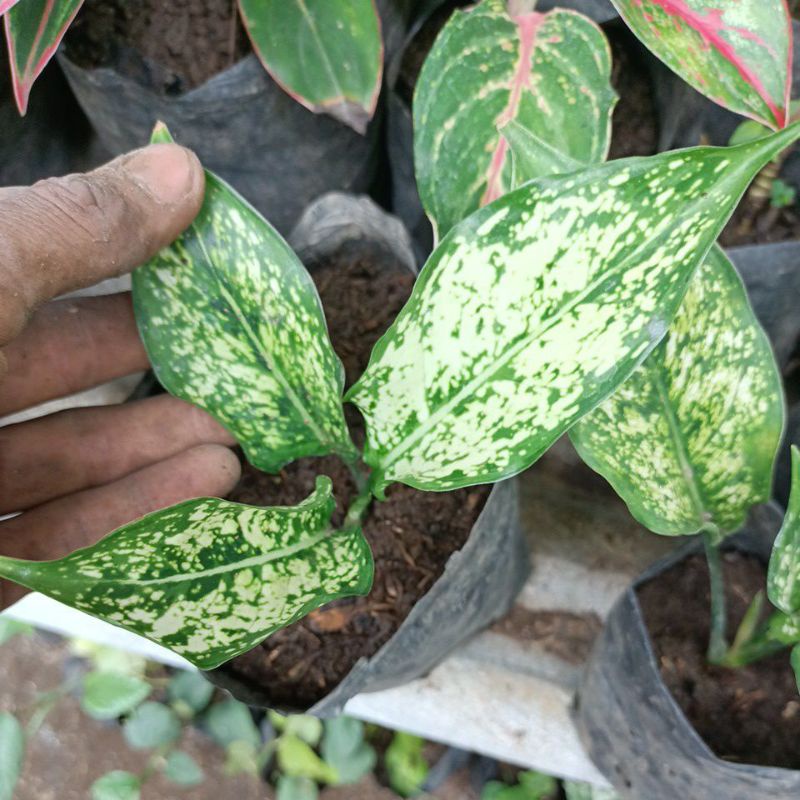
[119,143,201,205]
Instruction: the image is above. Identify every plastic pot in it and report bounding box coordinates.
[58,52,377,235]
[573,504,800,800]
[0,38,103,187]
[205,193,530,715]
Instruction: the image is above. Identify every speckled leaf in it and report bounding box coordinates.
[791,645,800,693]
[612,0,792,129]
[0,478,373,670]
[238,0,383,133]
[414,0,616,237]
[4,0,84,114]
[503,119,587,186]
[346,124,800,494]
[570,246,783,538]
[769,446,800,614]
[133,125,356,474]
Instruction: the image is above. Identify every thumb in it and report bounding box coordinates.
[0,143,204,348]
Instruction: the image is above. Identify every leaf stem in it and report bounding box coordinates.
[703,529,729,664]
[344,483,374,528]
[338,449,369,493]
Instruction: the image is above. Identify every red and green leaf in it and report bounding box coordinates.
[0,1,22,16]
[4,0,84,115]
[613,0,793,130]
[414,0,616,237]
[237,0,383,134]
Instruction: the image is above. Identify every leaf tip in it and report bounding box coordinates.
[150,121,175,145]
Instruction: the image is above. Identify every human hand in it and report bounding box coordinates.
[0,144,242,610]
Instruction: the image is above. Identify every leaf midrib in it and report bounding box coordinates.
[0,527,337,589]
[649,363,707,528]
[192,218,338,454]
[375,167,751,473]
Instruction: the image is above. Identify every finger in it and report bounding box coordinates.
[0,394,236,514]
[0,293,148,417]
[0,444,241,610]
[0,143,204,349]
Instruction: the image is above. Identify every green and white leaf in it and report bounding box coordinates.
[0,712,24,800]
[612,0,792,130]
[414,0,616,237]
[503,119,587,187]
[134,125,356,474]
[238,0,383,133]
[791,644,800,694]
[569,245,783,538]
[347,124,800,494]
[769,446,800,615]
[0,477,373,670]
[765,609,800,646]
[81,672,150,721]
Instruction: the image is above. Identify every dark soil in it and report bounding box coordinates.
[223,255,490,708]
[65,0,250,92]
[607,24,659,160]
[491,607,602,666]
[720,177,800,247]
[638,552,800,769]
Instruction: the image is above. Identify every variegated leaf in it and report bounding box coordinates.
[0,1,21,15]
[769,445,800,615]
[502,119,586,186]
[612,0,792,130]
[0,478,373,670]
[413,0,616,237]
[238,0,383,134]
[792,644,800,693]
[133,125,357,474]
[346,124,800,494]
[569,246,783,538]
[4,0,84,115]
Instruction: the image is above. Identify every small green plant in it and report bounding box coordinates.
[0,627,378,799]
[770,178,796,209]
[481,769,557,800]
[385,731,429,797]
[0,0,383,127]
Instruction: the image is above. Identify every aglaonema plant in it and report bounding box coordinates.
[0,109,798,669]
[414,0,797,678]
[1,0,383,127]
[567,0,796,669]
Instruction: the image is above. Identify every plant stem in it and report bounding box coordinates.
[339,449,369,493]
[703,530,729,664]
[344,483,373,528]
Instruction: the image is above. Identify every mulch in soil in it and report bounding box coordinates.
[223,254,490,708]
[638,551,800,769]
